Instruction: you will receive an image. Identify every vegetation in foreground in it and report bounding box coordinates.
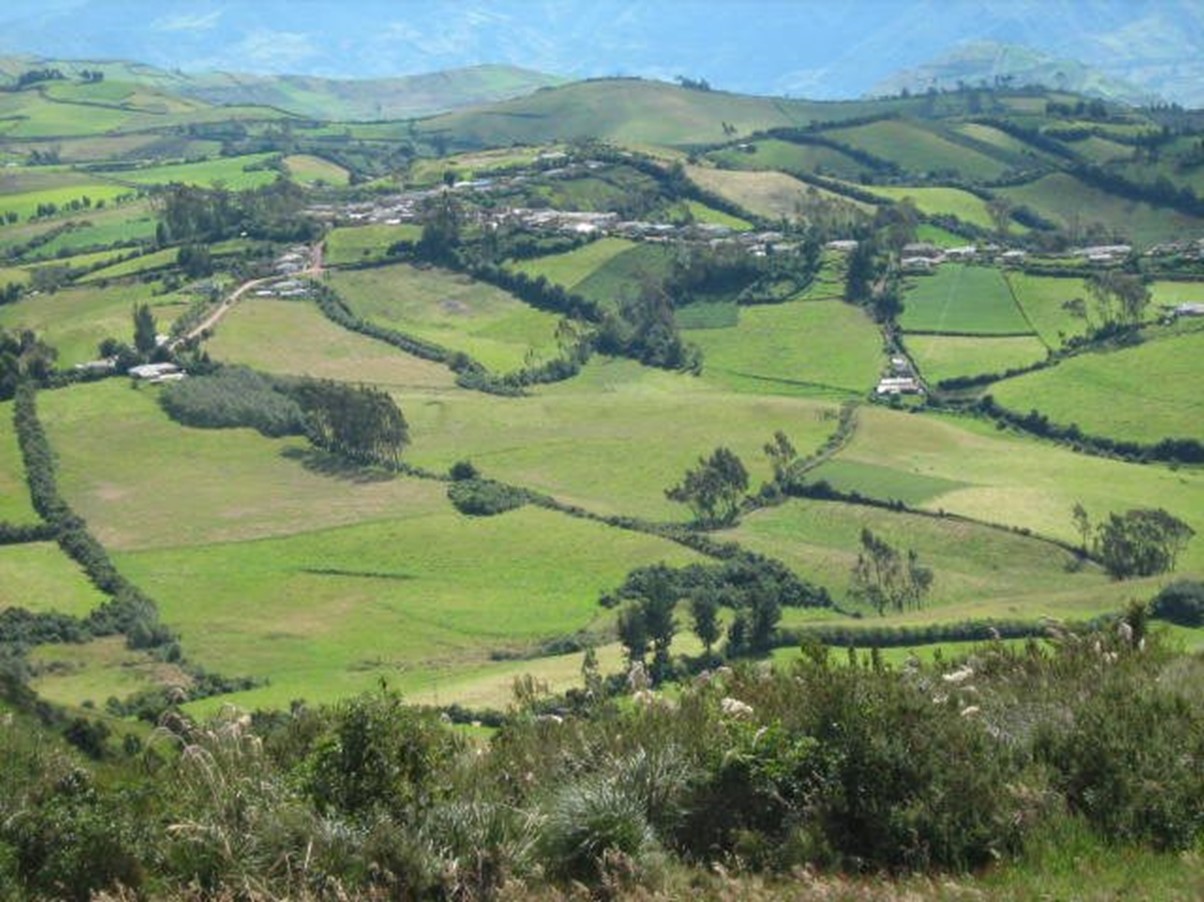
[1,615,1201,900]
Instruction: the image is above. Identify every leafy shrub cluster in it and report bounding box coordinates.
[1151,579,1204,627]
[3,619,1197,899]
[447,478,529,516]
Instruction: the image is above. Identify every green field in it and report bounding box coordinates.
[687,299,884,395]
[990,330,1204,444]
[570,242,675,308]
[326,263,564,372]
[686,165,874,220]
[1152,280,1204,307]
[899,264,1032,334]
[206,297,459,390]
[101,153,281,190]
[999,172,1204,246]
[0,281,188,365]
[708,138,871,181]
[805,458,971,506]
[114,507,698,709]
[828,405,1204,571]
[510,236,635,290]
[1004,272,1091,346]
[726,497,1112,616]
[0,542,108,617]
[0,182,137,223]
[825,119,1012,181]
[683,200,753,231]
[282,153,350,186]
[0,400,38,524]
[905,333,1048,383]
[855,184,1000,231]
[323,224,422,265]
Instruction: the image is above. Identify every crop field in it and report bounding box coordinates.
[327,263,563,372]
[828,405,1204,570]
[685,165,874,220]
[282,154,350,186]
[905,334,1048,383]
[899,264,1032,334]
[571,242,675,308]
[824,120,1012,180]
[0,280,188,366]
[510,236,635,289]
[687,299,884,396]
[1003,272,1090,346]
[708,139,871,181]
[0,401,38,524]
[855,185,999,231]
[205,297,459,390]
[989,330,1204,444]
[323,224,422,265]
[998,173,1204,246]
[112,507,700,709]
[0,542,107,618]
[104,153,280,190]
[405,146,548,186]
[78,238,253,282]
[726,497,1112,616]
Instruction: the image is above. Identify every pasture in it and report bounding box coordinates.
[323,224,422,265]
[708,138,872,181]
[899,264,1032,334]
[0,542,108,618]
[113,507,699,709]
[326,263,564,372]
[282,154,350,186]
[998,173,1204,246]
[509,236,635,290]
[1004,272,1090,346]
[0,400,38,525]
[685,165,874,220]
[905,333,1048,383]
[829,404,1204,571]
[0,281,188,366]
[570,242,675,308]
[37,380,456,551]
[396,358,842,521]
[989,330,1204,444]
[855,184,1000,231]
[687,299,884,396]
[103,153,281,190]
[824,119,1012,181]
[204,296,460,390]
[726,497,1113,616]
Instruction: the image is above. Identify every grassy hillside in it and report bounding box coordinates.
[899,265,1032,335]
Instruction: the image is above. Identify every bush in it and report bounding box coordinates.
[447,479,528,516]
[1150,579,1204,627]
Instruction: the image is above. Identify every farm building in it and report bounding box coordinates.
[129,362,183,382]
[876,376,922,395]
[1174,302,1204,317]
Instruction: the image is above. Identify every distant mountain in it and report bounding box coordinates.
[872,42,1161,107]
[2,1,1204,107]
[0,56,565,120]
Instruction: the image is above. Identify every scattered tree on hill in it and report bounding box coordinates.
[0,328,57,399]
[850,528,933,616]
[1094,508,1194,580]
[666,446,749,526]
[615,565,678,680]
[1072,502,1092,553]
[690,593,721,657]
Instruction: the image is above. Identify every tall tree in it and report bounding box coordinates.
[1095,508,1194,579]
[690,593,721,657]
[850,528,933,615]
[665,446,749,525]
[132,304,158,355]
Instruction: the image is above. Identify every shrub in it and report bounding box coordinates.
[1150,579,1204,627]
[447,479,528,516]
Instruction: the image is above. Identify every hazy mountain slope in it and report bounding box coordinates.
[1,1,1202,106]
[872,42,1160,106]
